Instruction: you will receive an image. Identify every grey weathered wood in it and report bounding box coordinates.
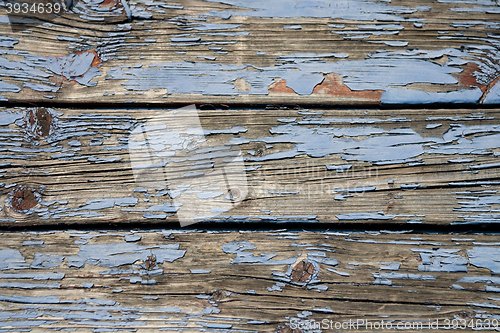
[1,106,499,227]
[0,230,499,332]
[0,0,499,105]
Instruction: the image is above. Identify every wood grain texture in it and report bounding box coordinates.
[2,1,500,329]
[0,229,499,332]
[1,106,499,227]
[0,0,500,105]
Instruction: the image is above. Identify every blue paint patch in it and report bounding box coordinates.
[202,0,423,21]
[381,87,483,104]
[0,36,19,48]
[57,36,84,42]
[326,267,350,276]
[308,252,338,266]
[412,248,467,272]
[124,234,141,242]
[380,263,401,270]
[222,240,256,253]
[283,25,302,30]
[451,5,500,13]
[268,282,285,291]
[143,213,167,219]
[0,272,64,280]
[170,36,201,42]
[67,140,82,147]
[23,82,60,93]
[22,240,44,246]
[334,186,376,193]
[106,52,461,96]
[468,247,500,274]
[43,52,100,87]
[196,321,231,329]
[222,240,295,265]
[326,164,352,172]
[0,282,61,289]
[78,197,138,210]
[202,306,220,314]
[336,212,397,220]
[67,243,185,268]
[373,272,435,286]
[31,253,64,269]
[0,79,20,93]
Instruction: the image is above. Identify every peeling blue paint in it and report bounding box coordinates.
[0,273,64,280]
[222,240,296,265]
[326,267,349,276]
[22,240,44,246]
[0,282,61,289]
[124,234,141,242]
[0,249,28,270]
[412,248,467,272]
[106,48,464,97]
[468,247,500,274]
[381,87,483,104]
[0,111,22,125]
[202,0,426,21]
[284,25,302,30]
[67,243,185,268]
[0,36,19,48]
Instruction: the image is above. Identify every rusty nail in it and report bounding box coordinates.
[291,260,315,283]
[24,108,56,143]
[10,186,40,212]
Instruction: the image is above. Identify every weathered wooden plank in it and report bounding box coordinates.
[0,0,500,105]
[0,230,499,332]
[1,106,499,227]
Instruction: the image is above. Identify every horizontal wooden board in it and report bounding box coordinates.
[0,0,500,105]
[0,230,499,332]
[1,106,499,227]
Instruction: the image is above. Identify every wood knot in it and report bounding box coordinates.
[456,310,473,320]
[291,260,315,283]
[23,108,57,143]
[10,186,40,212]
[228,188,242,201]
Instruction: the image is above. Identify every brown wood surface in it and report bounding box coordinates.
[0,230,499,332]
[1,106,500,227]
[0,0,499,105]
